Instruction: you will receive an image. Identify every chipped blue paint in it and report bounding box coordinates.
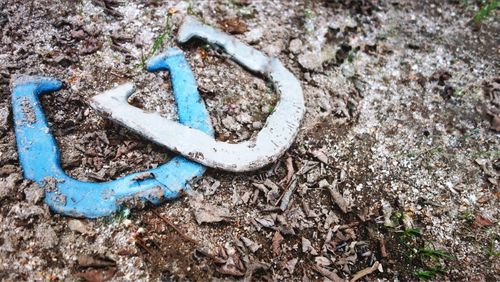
[12,48,213,218]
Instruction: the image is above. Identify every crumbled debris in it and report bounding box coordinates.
[0,174,21,200]
[0,165,17,176]
[430,69,452,85]
[244,27,263,44]
[23,182,44,204]
[35,223,58,249]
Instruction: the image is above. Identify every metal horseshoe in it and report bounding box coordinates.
[11,48,213,218]
[91,16,305,172]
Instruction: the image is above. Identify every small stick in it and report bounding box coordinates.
[350,261,380,282]
[135,237,158,259]
[338,222,359,230]
[279,177,298,211]
[279,156,294,186]
[152,209,198,244]
[312,264,343,282]
[379,235,388,258]
[321,180,350,213]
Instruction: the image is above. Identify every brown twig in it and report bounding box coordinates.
[279,156,294,186]
[338,221,360,230]
[134,237,158,259]
[277,176,297,211]
[322,180,351,213]
[312,264,344,282]
[379,235,388,258]
[151,209,198,244]
[350,261,380,282]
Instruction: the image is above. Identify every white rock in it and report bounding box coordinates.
[252,121,263,129]
[0,106,9,130]
[245,28,263,44]
[289,38,303,55]
[68,219,95,235]
[222,115,242,131]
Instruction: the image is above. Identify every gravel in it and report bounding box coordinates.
[0,0,498,281]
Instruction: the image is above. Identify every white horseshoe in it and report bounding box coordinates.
[91,16,305,172]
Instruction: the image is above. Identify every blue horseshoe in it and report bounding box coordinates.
[12,48,213,218]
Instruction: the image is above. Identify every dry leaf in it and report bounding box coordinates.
[302,237,318,255]
[284,258,298,274]
[280,156,294,186]
[240,236,261,253]
[219,18,247,34]
[320,180,351,213]
[272,231,284,255]
[217,258,245,277]
[315,256,331,266]
[244,261,270,282]
[475,214,494,227]
[491,115,500,132]
[255,217,275,228]
[80,37,102,55]
[312,149,329,164]
[192,200,231,224]
[167,7,178,15]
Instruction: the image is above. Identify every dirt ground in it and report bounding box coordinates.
[0,0,498,281]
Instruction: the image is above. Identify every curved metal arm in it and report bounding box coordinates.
[91,16,305,172]
[12,50,213,218]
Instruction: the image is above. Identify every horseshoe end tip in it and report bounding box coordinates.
[146,48,184,72]
[92,83,136,107]
[11,75,63,93]
[177,16,202,44]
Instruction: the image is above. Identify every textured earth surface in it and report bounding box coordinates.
[0,0,498,281]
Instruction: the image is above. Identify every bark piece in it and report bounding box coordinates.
[350,261,380,282]
[320,180,350,213]
[312,264,344,282]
